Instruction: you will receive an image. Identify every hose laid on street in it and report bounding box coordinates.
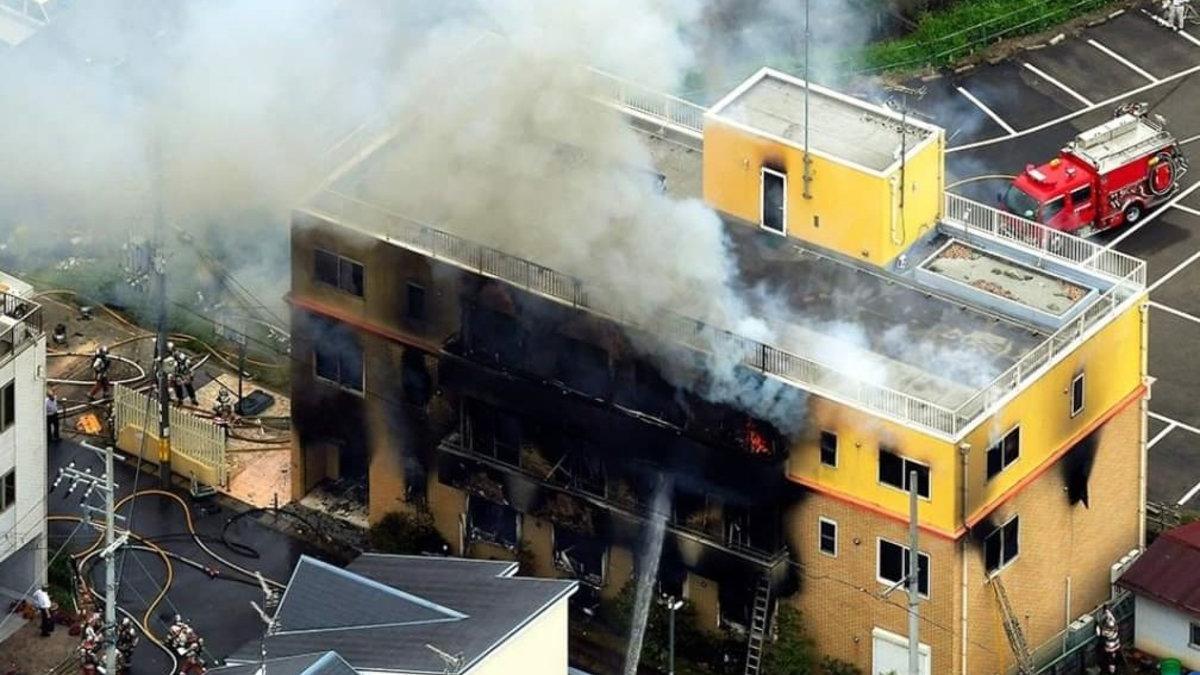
[46,353,147,386]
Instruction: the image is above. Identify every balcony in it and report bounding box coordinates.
[0,292,41,369]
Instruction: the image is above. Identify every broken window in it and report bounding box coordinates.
[820,431,838,467]
[986,427,1020,480]
[1071,372,1085,417]
[877,539,929,596]
[879,448,930,498]
[311,316,364,393]
[465,307,526,367]
[314,248,364,297]
[819,518,837,556]
[467,496,519,549]
[553,527,606,586]
[406,282,427,321]
[984,516,1019,574]
[554,337,610,398]
[565,452,606,497]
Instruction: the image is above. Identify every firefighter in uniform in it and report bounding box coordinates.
[1096,605,1121,673]
[1165,0,1191,29]
[171,344,199,406]
[88,346,112,401]
[116,616,138,672]
[213,388,235,437]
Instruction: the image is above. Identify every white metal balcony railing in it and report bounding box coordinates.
[586,67,706,135]
[0,292,42,370]
[308,80,1148,439]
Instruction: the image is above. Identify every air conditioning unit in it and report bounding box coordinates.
[1065,614,1095,652]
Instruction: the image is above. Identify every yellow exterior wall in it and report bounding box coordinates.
[960,299,1145,521]
[701,119,942,265]
[788,298,1144,535]
[466,596,571,675]
[789,398,960,533]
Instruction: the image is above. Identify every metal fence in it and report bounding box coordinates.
[1020,592,1134,675]
[0,291,42,370]
[113,384,227,487]
[942,193,1147,285]
[307,189,1144,439]
[586,67,706,135]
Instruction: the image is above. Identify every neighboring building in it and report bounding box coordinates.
[1117,522,1200,670]
[220,554,576,674]
[0,276,46,603]
[288,66,1149,674]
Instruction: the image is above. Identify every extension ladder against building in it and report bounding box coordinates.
[991,575,1035,675]
[743,575,772,675]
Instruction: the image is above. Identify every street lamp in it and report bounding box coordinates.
[661,594,685,675]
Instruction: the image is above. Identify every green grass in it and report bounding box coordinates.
[857,0,1117,72]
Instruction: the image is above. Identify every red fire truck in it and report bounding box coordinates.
[1001,103,1188,237]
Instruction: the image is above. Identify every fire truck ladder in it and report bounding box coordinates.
[743,575,772,675]
[990,575,1035,675]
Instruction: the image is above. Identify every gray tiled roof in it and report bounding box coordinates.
[210,650,357,675]
[226,554,576,673]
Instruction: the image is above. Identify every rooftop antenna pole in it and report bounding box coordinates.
[426,643,464,675]
[802,0,813,200]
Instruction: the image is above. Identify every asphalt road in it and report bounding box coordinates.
[911,3,1200,511]
[47,437,318,673]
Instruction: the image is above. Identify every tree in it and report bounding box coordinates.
[761,604,817,675]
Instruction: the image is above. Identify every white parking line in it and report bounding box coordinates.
[1021,61,1094,106]
[1175,203,1200,218]
[1139,8,1200,47]
[1179,480,1200,507]
[1149,249,1200,292]
[949,62,1200,153]
[1150,411,1200,436]
[955,86,1017,136]
[1149,300,1200,326]
[1148,421,1177,449]
[1088,39,1160,82]
[1103,180,1200,250]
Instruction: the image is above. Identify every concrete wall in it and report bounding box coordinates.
[0,337,46,591]
[1133,596,1200,671]
[466,596,571,675]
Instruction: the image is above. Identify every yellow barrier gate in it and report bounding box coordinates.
[112,384,227,488]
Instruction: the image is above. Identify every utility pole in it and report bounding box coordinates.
[153,140,172,487]
[907,468,921,675]
[801,0,813,199]
[53,444,128,674]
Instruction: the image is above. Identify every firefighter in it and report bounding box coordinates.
[78,636,103,674]
[178,635,206,675]
[1096,605,1121,673]
[213,388,234,437]
[171,345,199,406]
[1165,0,1191,29]
[87,346,112,401]
[116,616,138,670]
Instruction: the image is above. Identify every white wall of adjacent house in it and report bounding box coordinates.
[465,595,571,675]
[1133,596,1200,670]
[0,333,47,596]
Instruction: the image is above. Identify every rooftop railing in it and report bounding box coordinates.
[0,292,42,369]
[586,67,706,136]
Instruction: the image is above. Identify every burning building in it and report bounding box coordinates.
[287,66,1148,674]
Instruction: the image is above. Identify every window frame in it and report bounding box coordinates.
[1190,622,1200,650]
[405,281,427,321]
[1071,372,1085,418]
[876,538,930,598]
[313,247,365,298]
[878,448,931,500]
[984,515,1020,576]
[819,430,838,468]
[0,380,13,432]
[0,469,14,512]
[818,517,838,557]
[986,425,1021,480]
[760,167,788,236]
[1071,185,1092,210]
[310,318,365,395]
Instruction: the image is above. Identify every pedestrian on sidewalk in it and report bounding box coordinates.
[45,390,61,443]
[31,585,53,636]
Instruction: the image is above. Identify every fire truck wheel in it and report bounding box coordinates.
[1124,203,1143,225]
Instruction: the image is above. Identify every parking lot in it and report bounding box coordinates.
[918,4,1200,511]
